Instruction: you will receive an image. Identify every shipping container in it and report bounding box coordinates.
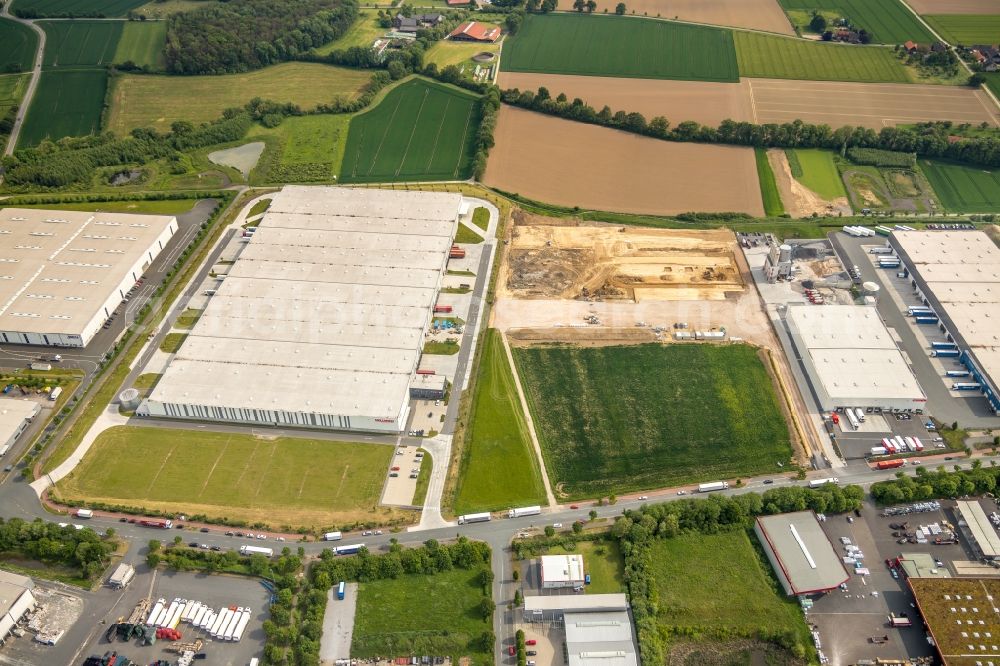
[809,478,839,488]
[323,531,343,541]
[508,505,542,519]
[239,545,273,557]
[698,481,729,493]
[877,459,906,470]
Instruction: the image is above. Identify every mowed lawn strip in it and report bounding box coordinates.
[56,426,393,523]
[924,15,1000,45]
[19,68,107,145]
[339,77,481,183]
[351,567,492,664]
[919,159,1000,212]
[40,20,123,68]
[453,330,547,514]
[735,32,909,82]
[791,148,846,199]
[545,540,625,594]
[105,62,372,133]
[114,21,167,69]
[502,13,739,82]
[512,344,792,499]
[649,531,810,640]
[777,0,935,43]
[0,18,39,72]
[12,0,147,16]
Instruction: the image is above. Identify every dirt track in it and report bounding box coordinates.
[748,78,1000,129]
[483,106,764,217]
[904,0,1000,13]
[498,73,754,126]
[591,0,794,34]
[767,149,851,217]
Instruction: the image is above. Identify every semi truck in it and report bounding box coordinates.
[75,509,93,519]
[239,545,273,557]
[337,581,346,600]
[508,506,541,519]
[433,305,453,313]
[809,478,839,488]
[458,512,492,524]
[952,383,982,391]
[698,481,729,493]
[931,350,960,358]
[138,519,172,529]
[875,226,893,236]
[852,408,865,423]
[323,531,343,541]
[48,386,62,401]
[845,409,860,430]
[915,316,939,324]
[871,446,888,456]
[869,247,894,255]
[908,306,933,315]
[946,370,970,377]
[449,246,466,259]
[334,543,365,556]
[876,459,905,470]
[932,342,957,350]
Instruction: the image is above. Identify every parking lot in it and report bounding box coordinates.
[809,497,976,666]
[832,407,946,461]
[381,445,425,507]
[519,624,564,666]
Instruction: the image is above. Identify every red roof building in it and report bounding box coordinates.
[446,0,469,5]
[448,21,501,42]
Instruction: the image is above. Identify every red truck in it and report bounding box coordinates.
[433,305,453,313]
[138,519,173,529]
[449,246,466,259]
[415,369,435,376]
[876,459,905,470]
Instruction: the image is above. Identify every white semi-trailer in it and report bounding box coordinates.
[323,532,343,541]
[240,545,274,557]
[232,610,252,642]
[508,506,542,519]
[458,512,492,524]
[698,481,729,493]
[809,478,839,488]
[845,409,859,430]
[223,609,242,640]
[147,599,165,625]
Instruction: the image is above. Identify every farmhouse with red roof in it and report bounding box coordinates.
[447,21,501,43]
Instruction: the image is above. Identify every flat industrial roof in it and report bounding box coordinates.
[239,244,448,271]
[195,296,430,330]
[190,314,425,350]
[0,569,33,617]
[929,283,1000,304]
[956,500,1000,558]
[914,263,1000,285]
[0,399,38,442]
[228,260,444,289]
[0,208,175,336]
[270,185,463,222]
[541,554,585,583]
[755,511,849,595]
[898,552,951,579]
[251,226,453,253]
[910,577,1000,666]
[524,594,629,612]
[786,305,897,350]
[891,231,1000,267]
[809,348,925,400]
[564,611,639,666]
[217,276,435,308]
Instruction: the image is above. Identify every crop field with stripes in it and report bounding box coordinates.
[40,20,122,67]
[919,160,1000,212]
[735,32,910,82]
[777,0,935,43]
[340,78,481,183]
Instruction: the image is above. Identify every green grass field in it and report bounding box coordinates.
[8,198,202,214]
[12,0,147,16]
[41,20,122,68]
[106,63,371,133]
[315,10,384,54]
[545,540,625,594]
[248,113,351,182]
[19,68,107,145]
[513,344,792,499]
[425,40,501,71]
[792,149,846,199]
[735,32,909,82]
[455,223,483,244]
[114,21,166,69]
[453,330,547,514]
[755,148,785,217]
[352,567,492,665]
[56,426,394,525]
[0,18,38,72]
[649,531,810,647]
[502,13,739,82]
[0,74,28,119]
[919,159,1000,212]
[777,0,935,43]
[340,78,481,183]
[924,15,1000,45]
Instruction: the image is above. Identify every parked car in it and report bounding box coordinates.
[200,527,210,533]
[508,647,515,657]
[763,479,774,485]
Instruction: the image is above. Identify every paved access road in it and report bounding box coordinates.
[0,2,44,159]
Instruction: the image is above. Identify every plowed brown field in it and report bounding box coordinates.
[905,0,1000,13]
[483,106,764,216]
[591,0,794,33]
[497,73,753,126]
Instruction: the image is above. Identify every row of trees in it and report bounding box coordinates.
[871,460,1000,505]
[0,517,116,581]
[500,85,1000,168]
[613,485,863,665]
[164,0,358,74]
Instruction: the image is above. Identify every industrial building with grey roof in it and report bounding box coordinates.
[754,511,849,596]
[0,208,177,347]
[785,304,926,411]
[889,230,1000,413]
[140,186,463,433]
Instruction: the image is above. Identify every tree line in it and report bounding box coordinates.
[500,85,1000,168]
[0,517,116,581]
[164,0,358,74]
[871,460,1000,505]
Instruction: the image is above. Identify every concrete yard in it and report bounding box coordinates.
[319,582,357,665]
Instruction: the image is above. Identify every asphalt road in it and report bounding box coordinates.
[0,3,44,159]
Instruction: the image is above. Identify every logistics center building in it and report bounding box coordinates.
[140,186,463,433]
[0,208,177,347]
[889,230,1000,413]
[754,511,849,596]
[785,304,926,412]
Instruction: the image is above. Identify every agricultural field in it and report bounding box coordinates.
[134,0,220,18]
[502,13,739,82]
[788,149,847,200]
[746,78,1000,128]
[498,72,753,126]
[12,0,147,16]
[54,426,396,526]
[0,18,38,72]
[924,15,1000,44]
[249,114,350,182]
[777,0,935,43]
[40,20,122,68]
[735,32,909,82]
[919,159,1000,212]
[590,0,794,34]
[352,566,492,665]
[484,107,764,216]
[0,74,28,119]
[105,62,371,133]
[113,21,167,69]
[544,540,625,594]
[339,78,481,183]
[906,0,1000,13]
[18,68,107,145]
[649,531,810,657]
[315,10,384,54]
[755,148,785,216]
[453,329,547,514]
[512,343,793,499]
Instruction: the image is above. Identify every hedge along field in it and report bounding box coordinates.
[0,18,38,72]
[18,69,107,146]
[919,159,1000,212]
[735,32,909,82]
[40,20,123,68]
[512,343,793,500]
[12,0,146,17]
[339,78,481,183]
[114,21,167,69]
[502,13,739,82]
[777,0,935,43]
[924,15,1000,45]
